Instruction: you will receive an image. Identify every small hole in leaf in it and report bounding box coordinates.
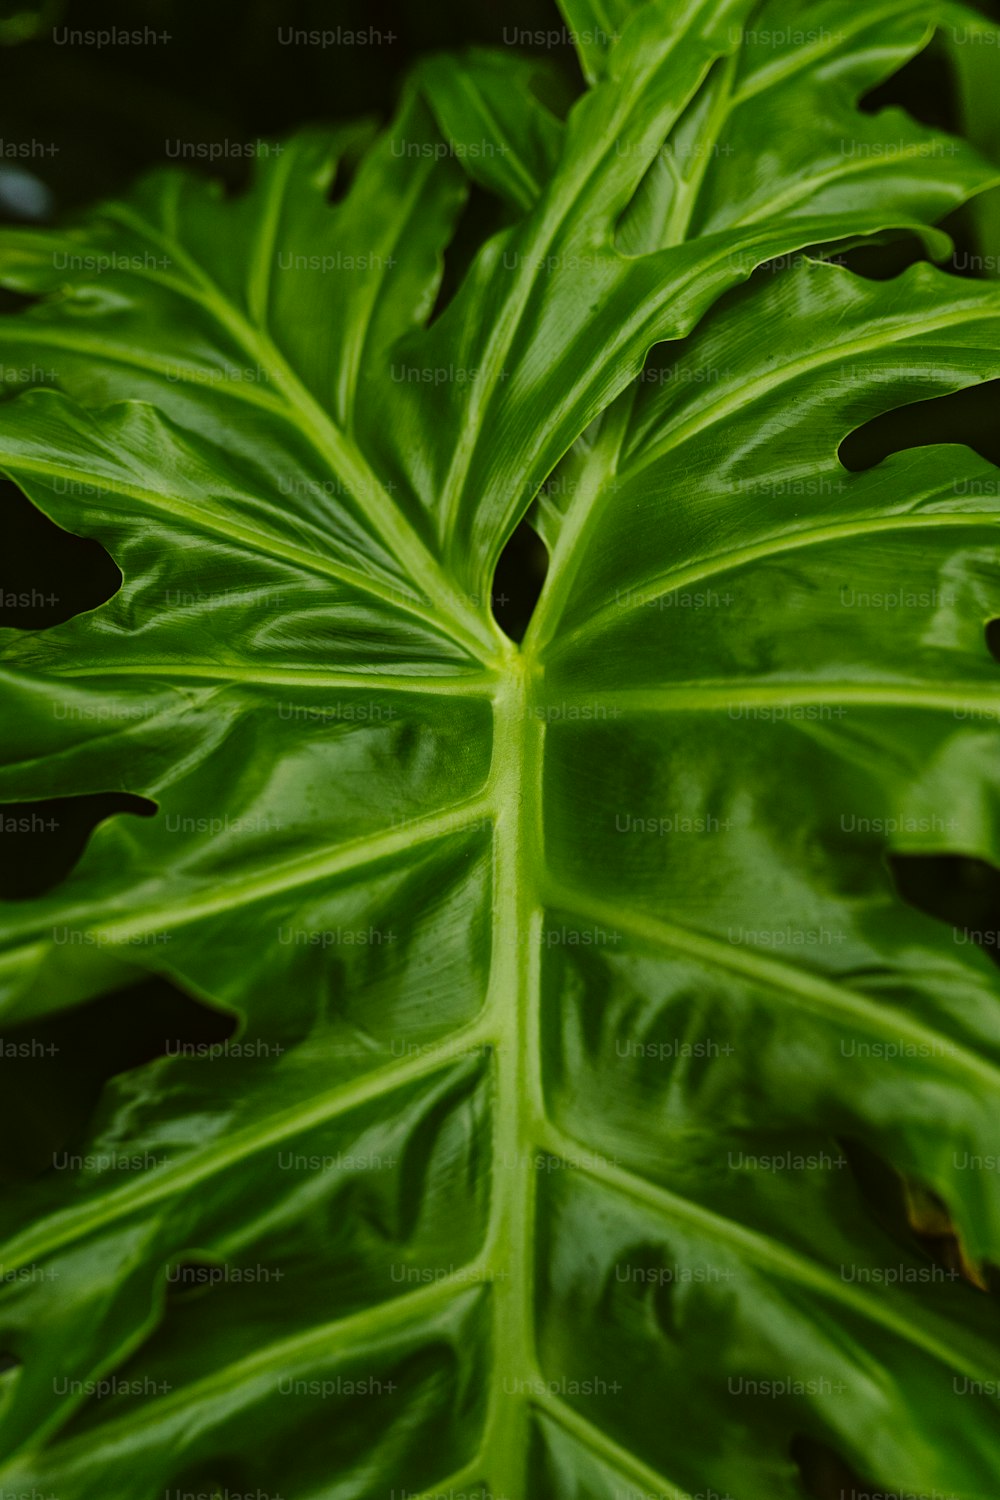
[490,517,548,643]
[191,147,258,199]
[0,975,237,1184]
[890,851,1000,955]
[0,479,122,627]
[0,792,156,900]
[840,382,1000,472]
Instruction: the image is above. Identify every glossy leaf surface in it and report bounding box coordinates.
[1,3,1000,1497]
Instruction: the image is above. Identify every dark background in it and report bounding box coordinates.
[1,0,999,211]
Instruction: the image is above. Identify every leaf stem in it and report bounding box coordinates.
[481,650,546,1491]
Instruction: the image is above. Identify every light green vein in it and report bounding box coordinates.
[731,2,931,106]
[91,794,495,943]
[533,1387,702,1500]
[0,452,474,652]
[551,681,1000,714]
[550,508,1000,653]
[434,0,724,548]
[540,1118,1000,1387]
[621,302,1000,483]
[50,662,498,694]
[0,1268,484,1472]
[734,143,975,226]
[0,326,287,414]
[479,654,546,1497]
[449,70,544,209]
[246,138,297,328]
[543,879,1000,1097]
[335,143,432,431]
[0,794,494,991]
[0,1009,493,1277]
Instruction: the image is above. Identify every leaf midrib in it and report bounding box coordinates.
[7,653,998,1484]
[478,652,545,1491]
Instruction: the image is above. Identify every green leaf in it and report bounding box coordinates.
[414,50,566,213]
[1,3,1000,1497]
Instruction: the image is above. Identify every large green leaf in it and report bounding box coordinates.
[1,2,1000,1496]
